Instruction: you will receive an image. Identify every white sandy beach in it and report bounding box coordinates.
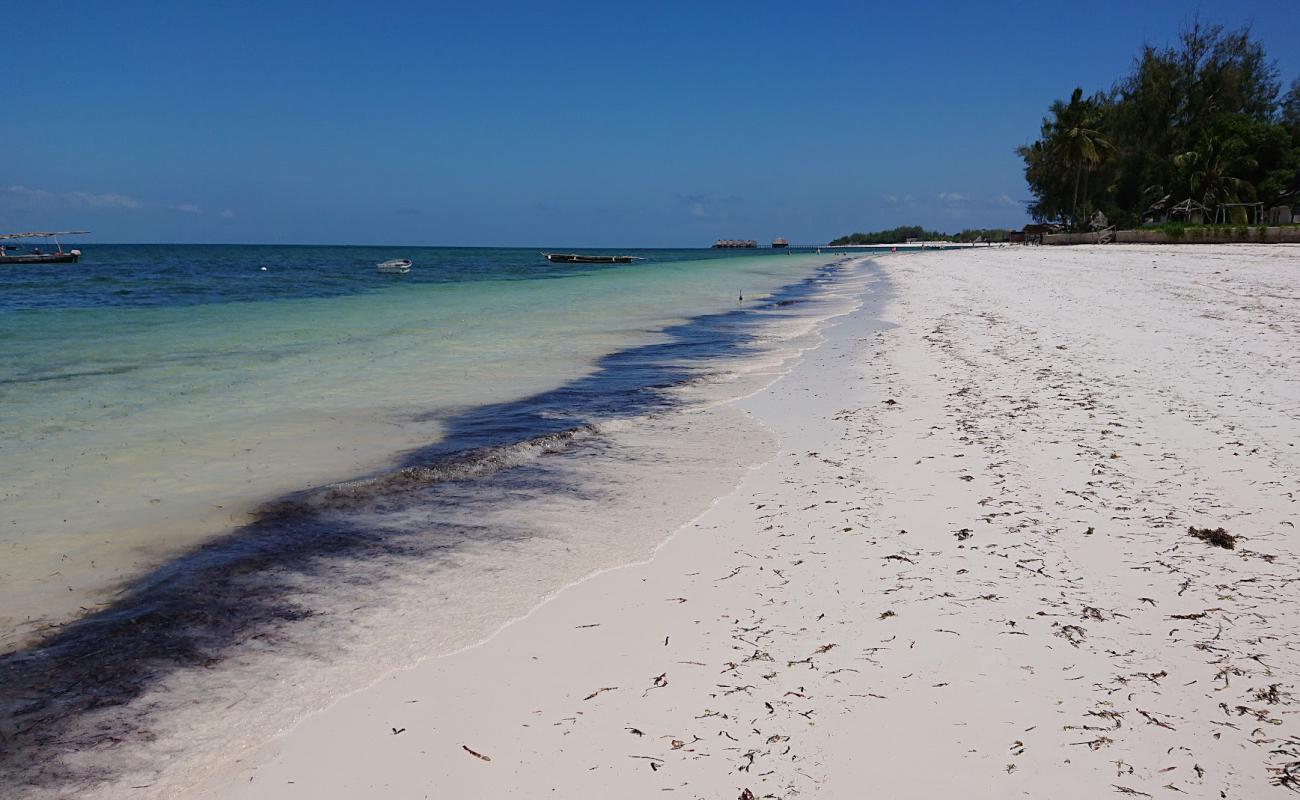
[194,244,1300,799]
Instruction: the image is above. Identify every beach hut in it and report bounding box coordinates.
[771,237,789,248]
[1143,195,1212,225]
[1141,194,1173,224]
[1021,223,1060,245]
[1170,198,1210,224]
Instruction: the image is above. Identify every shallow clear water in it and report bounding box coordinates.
[0,245,839,642]
[0,244,883,798]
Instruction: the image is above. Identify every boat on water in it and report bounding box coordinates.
[542,253,644,264]
[0,231,89,264]
[377,258,412,273]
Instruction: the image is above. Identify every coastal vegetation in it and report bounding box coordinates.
[829,226,1012,245]
[829,226,946,245]
[1019,21,1300,230]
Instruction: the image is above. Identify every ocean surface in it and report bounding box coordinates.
[0,243,879,797]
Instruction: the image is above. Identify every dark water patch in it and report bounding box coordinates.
[258,425,603,518]
[0,259,859,795]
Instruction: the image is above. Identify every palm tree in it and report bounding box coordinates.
[1047,88,1114,228]
[1173,134,1257,218]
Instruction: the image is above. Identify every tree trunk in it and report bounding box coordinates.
[1081,169,1089,221]
[1071,162,1082,229]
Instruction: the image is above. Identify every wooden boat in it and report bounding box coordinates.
[543,253,643,264]
[377,258,412,273]
[0,231,88,264]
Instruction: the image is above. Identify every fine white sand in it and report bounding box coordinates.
[198,245,1300,799]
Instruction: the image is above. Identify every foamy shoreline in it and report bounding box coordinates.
[192,244,1300,799]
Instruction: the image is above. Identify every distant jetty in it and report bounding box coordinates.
[711,238,790,249]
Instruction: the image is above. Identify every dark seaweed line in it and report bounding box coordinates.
[0,259,859,795]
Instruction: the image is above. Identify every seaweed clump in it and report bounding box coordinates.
[1188,526,1237,549]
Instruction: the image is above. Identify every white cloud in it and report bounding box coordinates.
[672,192,742,221]
[881,193,919,209]
[219,209,236,219]
[2,185,143,211]
[66,190,142,209]
[994,193,1020,208]
[1,185,56,203]
[175,203,202,214]
[938,192,967,203]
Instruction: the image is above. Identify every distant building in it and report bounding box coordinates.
[712,239,758,249]
[771,237,789,248]
[1020,223,1061,245]
[1143,196,1209,225]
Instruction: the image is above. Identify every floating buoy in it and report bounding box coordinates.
[260,266,268,271]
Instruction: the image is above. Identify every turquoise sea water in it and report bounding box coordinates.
[0,244,883,796]
[0,245,842,640]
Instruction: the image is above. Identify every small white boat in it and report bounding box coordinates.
[377,258,412,274]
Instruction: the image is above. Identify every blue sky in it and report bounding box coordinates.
[3,1,1298,246]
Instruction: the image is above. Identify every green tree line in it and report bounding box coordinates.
[1019,21,1300,230]
[829,226,1012,245]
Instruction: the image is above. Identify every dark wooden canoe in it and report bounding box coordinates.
[543,253,643,264]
